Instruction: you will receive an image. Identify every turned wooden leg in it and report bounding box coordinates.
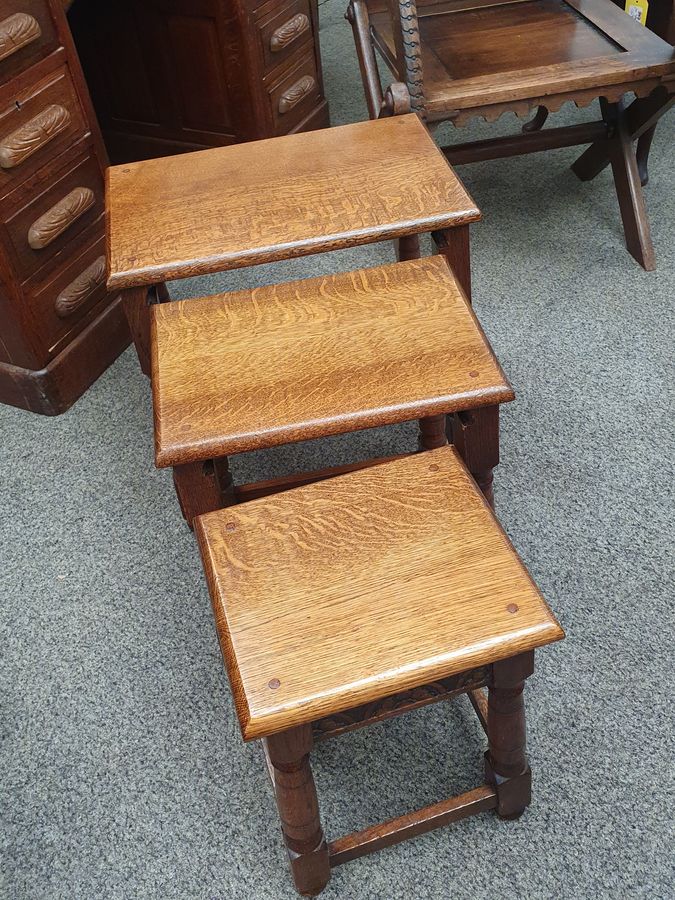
[418,414,449,451]
[636,123,656,187]
[121,286,152,376]
[432,225,471,302]
[396,233,421,262]
[484,652,534,820]
[172,457,236,528]
[450,405,499,508]
[265,725,331,897]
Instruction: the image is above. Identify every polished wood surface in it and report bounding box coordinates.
[195,446,564,740]
[151,255,511,467]
[422,0,621,79]
[106,114,480,289]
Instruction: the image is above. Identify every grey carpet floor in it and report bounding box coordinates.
[2,3,674,898]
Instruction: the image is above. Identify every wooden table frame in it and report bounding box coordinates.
[347,0,675,270]
[106,114,508,527]
[193,442,564,894]
[142,226,506,524]
[263,652,535,895]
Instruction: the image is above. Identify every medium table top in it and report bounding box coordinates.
[151,255,513,467]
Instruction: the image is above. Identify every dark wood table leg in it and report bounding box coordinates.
[603,99,656,270]
[572,87,674,182]
[121,286,152,376]
[398,231,466,454]
[432,224,475,451]
[484,652,534,820]
[120,283,166,376]
[396,233,421,262]
[418,415,449,450]
[522,105,549,133]
[432,225,472,302]
[450,404,500,508]
[265,725,331,897]
[396,230,436,448]
[172,457,236,528]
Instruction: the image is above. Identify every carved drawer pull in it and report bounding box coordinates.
[0,104,71,169]
[55,255,105,318]
[0,13,41,62]
[278,75,315,114]
[28,187,95,250]
[270,14,310,53]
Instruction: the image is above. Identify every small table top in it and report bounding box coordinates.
[106,114,480,290]
[152,255,513,467]
[195,446,564,740]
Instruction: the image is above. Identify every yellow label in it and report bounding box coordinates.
[625,0,649,25]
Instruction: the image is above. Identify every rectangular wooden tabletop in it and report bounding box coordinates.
[151,255,513,467]
[106,114,480,289]
[195,446,564,740]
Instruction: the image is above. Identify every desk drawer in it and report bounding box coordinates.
[0,63,87,192]
[3,150,103,280]
[0,1,58,85]
[267,50,321,135]
[25,235,107,358]
[257,0,313,77]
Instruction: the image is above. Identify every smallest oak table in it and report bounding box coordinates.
[196,446,565,895]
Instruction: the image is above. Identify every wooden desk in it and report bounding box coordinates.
[0,0,330,415]
[67,0,329,163]
[0,0,129,415]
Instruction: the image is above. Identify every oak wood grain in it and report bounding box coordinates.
[106,114,480,289]
[151,255,512,467]
[195,446,564,740]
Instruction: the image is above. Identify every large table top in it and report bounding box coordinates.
[106,114,480,290]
